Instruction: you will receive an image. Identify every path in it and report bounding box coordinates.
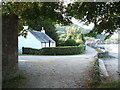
[18,46,97,88]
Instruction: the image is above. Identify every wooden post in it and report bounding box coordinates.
[49,40,51,47]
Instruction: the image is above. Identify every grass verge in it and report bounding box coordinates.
[97,80,120,88]
[88,57,120,88]
[2,74,27,88]
[90,46,102,53]
[88,58,101,88]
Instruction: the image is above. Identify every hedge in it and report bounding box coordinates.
[22,47,42,55]
[64,39,76,46]
[22,45,85,55]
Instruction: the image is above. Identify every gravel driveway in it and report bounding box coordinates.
[18,46,97,88]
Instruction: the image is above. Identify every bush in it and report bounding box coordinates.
[64,39,76,46]
[76,39,83,44]
[22,45,85,55]
[57,40,65,46]
[22,47,42,55]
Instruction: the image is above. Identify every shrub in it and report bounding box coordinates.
[57,40,65,46]
[22,45,85,55]
[76,43,81,46]
[64,39,76,46]
[22,47,42,55]
[76,39,83,44]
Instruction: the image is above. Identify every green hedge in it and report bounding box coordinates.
[64,39,76,46]
[22,45,85,55]
[22,47,42,55]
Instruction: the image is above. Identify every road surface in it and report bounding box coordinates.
[18,46,97,88]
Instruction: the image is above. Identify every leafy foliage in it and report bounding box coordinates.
[64,39,76,46]
[2,2,71,31]
[76,33,85,44]
[2,2,68,42]
[65,2,120,39]
[57,40,66,46]
[2,2,120,39]
[57,24,91,40]
[27,20,59,42]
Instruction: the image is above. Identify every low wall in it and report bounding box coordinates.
[97,52,109,58]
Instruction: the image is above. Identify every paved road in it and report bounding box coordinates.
[18,46,97,88]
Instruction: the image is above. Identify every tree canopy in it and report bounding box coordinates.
[28,20,59,42]
[2,2,71,30]
[2,2,69,42]
[65,2,120,39]
[2,1,120,39]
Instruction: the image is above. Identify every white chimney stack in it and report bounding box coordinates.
[41,27,45,33]
[23,26,28,30]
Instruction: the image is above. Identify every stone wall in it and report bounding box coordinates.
[97,52,109,58]
[2,14,18,81]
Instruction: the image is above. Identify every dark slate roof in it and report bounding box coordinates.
[29,30,55,43]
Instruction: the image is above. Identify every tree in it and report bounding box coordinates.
[76,33,82,40]
[2,2,73,43]
[66,25,81,40]
[59,34,67,40]
[81,34,86,44]
[2,2,72,31]
[65,2,120,39]
[27,20,59,42]
[3,2,120,39]
[76,33,85,44]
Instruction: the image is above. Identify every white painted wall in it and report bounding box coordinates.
[18,31,41,54]
[41,42,56,48]
[18,31,56,54]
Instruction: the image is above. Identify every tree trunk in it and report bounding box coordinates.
[2,14,18,81]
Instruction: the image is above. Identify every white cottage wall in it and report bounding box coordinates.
[18,31,42,54]
[41,42,56,48]
[52,42,56,47]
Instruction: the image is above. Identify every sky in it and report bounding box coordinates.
[71,17,94,29]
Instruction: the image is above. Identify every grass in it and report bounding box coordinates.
[91,46,102,53]
[2,74,27,88]
[97,81,120,88]
[88,56,120,88]
[88,59,101,88]
[89,80,120,88]
[96,49,102,53]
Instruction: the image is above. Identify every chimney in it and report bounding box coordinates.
[41,27,45,33]
[23,26,28,30]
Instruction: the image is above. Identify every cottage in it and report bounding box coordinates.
[18,28,56,54]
